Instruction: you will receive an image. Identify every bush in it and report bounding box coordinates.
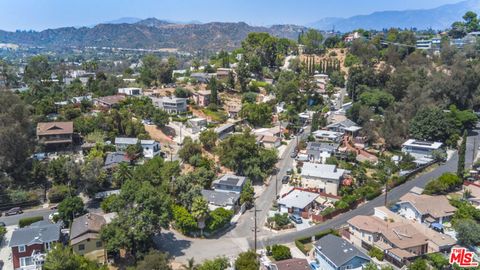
[0,226,6,239]
[100,194,119,213]
[368,246,384,261]
[172,205,198,234]
[48,184,70,203]
[270,213,290,227]
[206,208,233,232]
[271,244,292,261]
[424,172,462,195]
[295,240,308,255]
[314,229,339,240]
[19,216,44,228]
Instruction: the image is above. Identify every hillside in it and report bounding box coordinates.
[309,0,480,32]
[0,19,307,52]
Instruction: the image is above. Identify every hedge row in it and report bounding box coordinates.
[19,216,44,228]
[294,229,339,255]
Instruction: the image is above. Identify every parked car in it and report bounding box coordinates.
[290,151,297,158]
[281,175,290,184]
[5,207,22,216]
[289,214,303,224]
[286,169,293,175]
[0,222,5,227]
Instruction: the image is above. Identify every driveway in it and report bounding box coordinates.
[0,209,55,227]
[0,226,17,270]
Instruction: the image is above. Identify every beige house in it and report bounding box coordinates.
[300,163,348,196]
[70,213,115,263]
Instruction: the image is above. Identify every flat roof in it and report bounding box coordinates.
[278,189,319,209]
[301,162,346,180]
[402,139,443,150]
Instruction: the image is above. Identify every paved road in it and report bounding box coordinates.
[0,208,55,226]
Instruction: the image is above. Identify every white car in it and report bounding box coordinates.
[49,212,59,221]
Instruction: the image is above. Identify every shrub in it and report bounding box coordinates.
[368,246,384,261]
[271,244,292,261]
[424,172,462,195]
[271,213,290,227]
[19,216,44,228]
[48,184,70,203]
[206,208,233,232]
[295,240,308,255]
[0,226,6,239]
[314,229,339,240]
[100,194,119,213]
[172,205,197,234]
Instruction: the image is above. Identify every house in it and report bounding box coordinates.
[270,258,310,270]
[396,187,456,225]
[257,135,281,149]
[190,72,213,83]
[312,130,343,143]
[300,163,348,196]
[227,105,241,119]
[215,123,235,140]
[306,142,339,163]
[201,189,240,212]
[344,32,361,43]
[401,139,443,163]
[347,206,455,267]
[114,137,161,159]
[103,152,130,169]
[326,119,362,136]
[213,174,247,193]
[93,95,126,109]
[37,121,74,149]
[70,213,110,263]
[463,182,480,208]
[216,68,235,80]
[187,118,208,134]
[277,189,319,214]
[118,87,142,96]
[314,234,370,270]
[192,90,211,107]
[153,96,188,114]
[9,221,62,270]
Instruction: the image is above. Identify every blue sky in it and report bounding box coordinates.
[0,0,463,31]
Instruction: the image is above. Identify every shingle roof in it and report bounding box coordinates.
[314,234,370,268]
[94,95,125,105]
[37,122,73,136]
[201,189,240,206]
[70,213,106,240]
[399,189,456,218]
[9,222,61,247]
[104,152,129,168]
[272,258,310,270]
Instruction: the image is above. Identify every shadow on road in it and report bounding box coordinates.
[153,231,192,258]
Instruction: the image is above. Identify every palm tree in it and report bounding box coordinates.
[113,162,132,187]
[182,258,197,270]
[191,196,209,236]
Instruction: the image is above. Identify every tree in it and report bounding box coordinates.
[175,87,191,98]
[182,258,198,270]
[458,130,467,178]
[271,244,292,261]
[0,91,32,173]
[409,259,428,270]
[427,253,449,270]
[409,107,456,142]
[240,103,273,127]
[235,251,259,270]
[424,172,462,195]
[191,196,209,235]
[44,244,106,270]
[240,180,255,207]
[206,208,233,232]
[58,196,85,225]
[299,29,324,54]
[454,219,480,246]
[126,142,143,160]
[363,262,378,270]
[197,257,229,270]
[135,250,172,270]
[24,55,52,87]
[209,77,218,106]
[152,109,170,127]
[112,162,132,188]
[237,59,249,92]
[172,205,198,234]
[199,129,218,151]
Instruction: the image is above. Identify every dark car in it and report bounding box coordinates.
[286,169,293,175]
[289,214,303,224]
[281,175,290,184]
[5,207,22,216]
[290,151,297,158]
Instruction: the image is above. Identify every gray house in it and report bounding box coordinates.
[201,189,240,212]
[307,142,339,163]
[314,234,370,270]
[213,174,247,193]
[152,96,188,114]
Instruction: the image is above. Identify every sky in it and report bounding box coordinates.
[0,0,465,31]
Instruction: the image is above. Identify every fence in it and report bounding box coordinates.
[311,198,364,223]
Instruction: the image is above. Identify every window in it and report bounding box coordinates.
[45,242,51,250]
[20,257,33,267]
[78,244,85,251]
[96,241,103,248]
[18,245,26,253]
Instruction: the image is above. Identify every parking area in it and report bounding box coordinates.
[294,217,313,231]
[0,225,17,270]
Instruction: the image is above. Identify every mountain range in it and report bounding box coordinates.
[309,0,480,32]
[1,0,479,52]
[0,18,305,52]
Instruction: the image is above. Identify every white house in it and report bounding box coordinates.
[312,130,343,143]
[114,137,161,159]
[277,189,319,214]
[152,96,188,114]
[118,87,142,96]
[401,139,443,162]
[300,163,348,196]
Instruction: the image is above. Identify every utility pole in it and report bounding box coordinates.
[384,168,391,206]
[254,202,257,251]
[275,172,278,199]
